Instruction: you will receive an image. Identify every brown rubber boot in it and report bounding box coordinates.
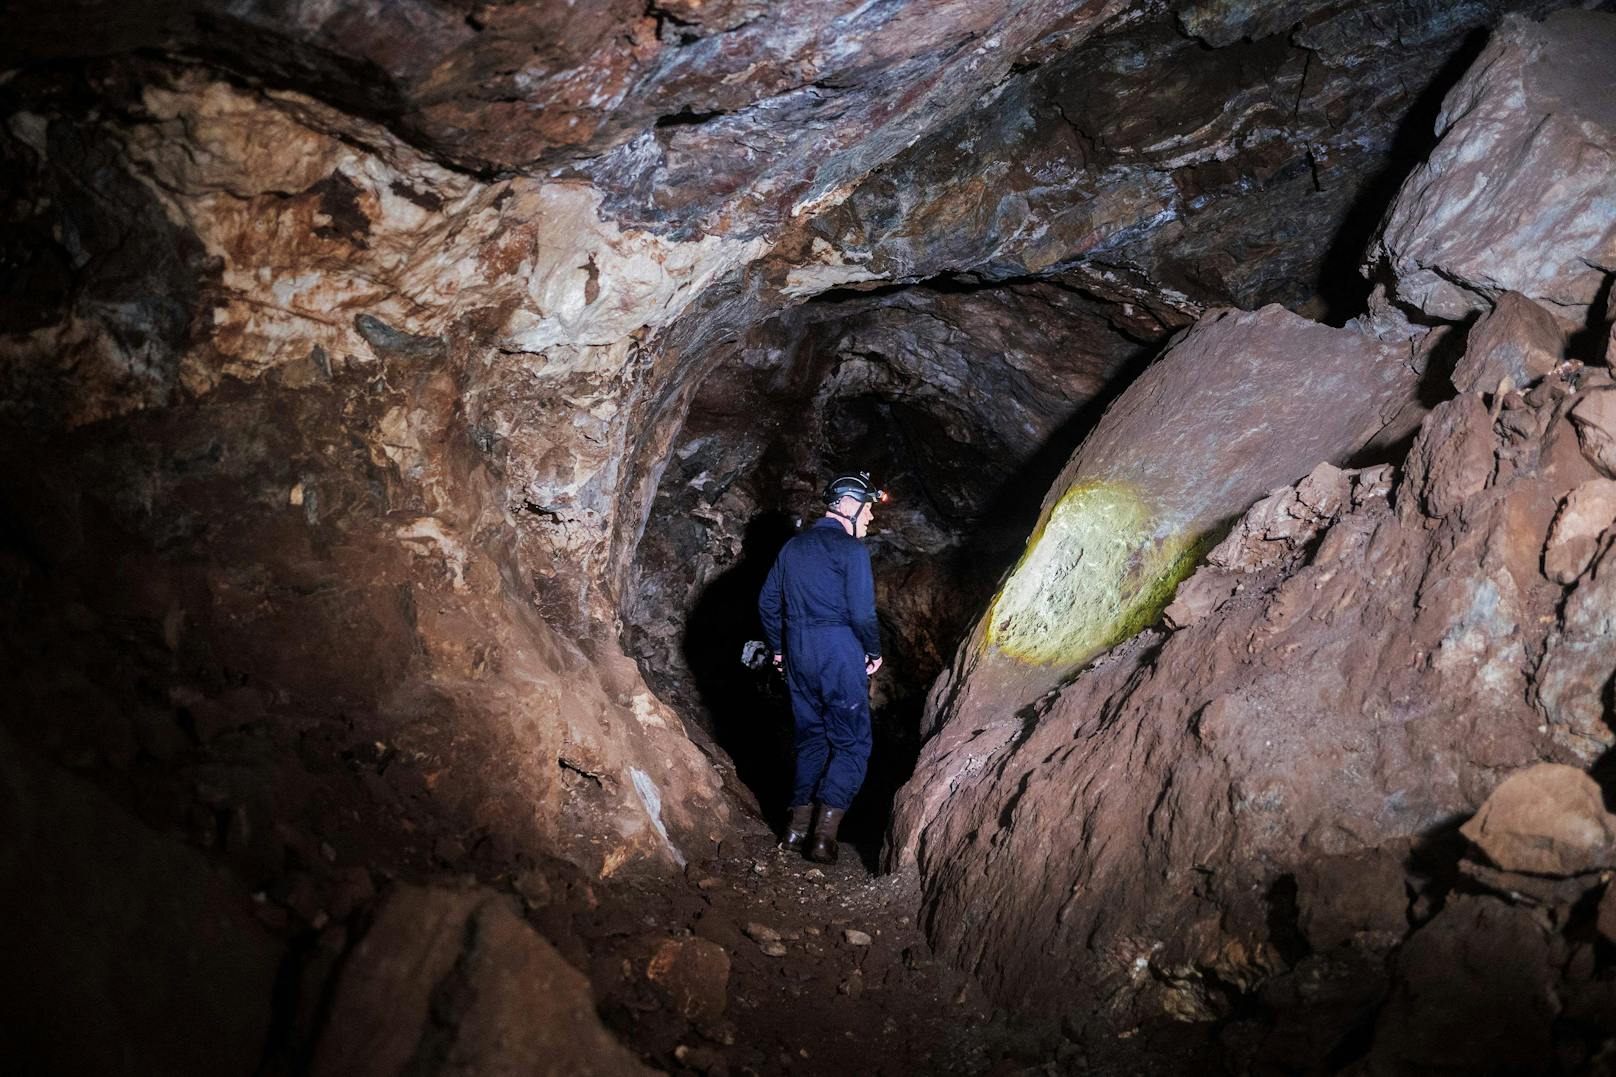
[805,806,845,863]
[782,804,815,850]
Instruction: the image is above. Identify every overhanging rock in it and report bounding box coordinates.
[896,304,1422,788]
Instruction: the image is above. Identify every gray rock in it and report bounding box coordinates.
[1375,11,1616,326]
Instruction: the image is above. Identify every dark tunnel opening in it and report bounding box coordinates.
[622,278,1175,865]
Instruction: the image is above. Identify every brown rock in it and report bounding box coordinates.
[1569,388,1616,477]
[646,937,731,1022]
[1374,11,1616,326]
[1460,763,1616,877]
[1295,849,1409,952]
[1402,394,1497,518]
[1451,292,1566,394]
[1543,479,1616,583]
[312,885,653,1077]
[1206,461,1386,573]
[1534,538,1616,761]
[1161,569,1238,630]
[1370,895,1556,1074]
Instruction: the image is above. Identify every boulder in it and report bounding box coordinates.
[1459,763,1616,876]
[1401,394,1497,519]
[1451,292,1565,393]
[312,885,653,1077]
[1373,10,1616,327]
[1369,896,1556,1074]
[1569,388,1616,477]
[0,732,284,1077]
[909,304,1419,750]
[645,937,730,1022]
[1543,479,1616,584]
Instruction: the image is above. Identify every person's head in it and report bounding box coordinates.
[822,472,885,539]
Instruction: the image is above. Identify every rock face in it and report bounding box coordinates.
[891,13,1616,1062]
[893,361,1612,1039]
[1373,10,1616,327]
[890,302,1421,793]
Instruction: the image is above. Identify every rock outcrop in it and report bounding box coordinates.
[313,885,654,1077]
[891,12,1616,1064]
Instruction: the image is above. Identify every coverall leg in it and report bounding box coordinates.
[785,626,872,811]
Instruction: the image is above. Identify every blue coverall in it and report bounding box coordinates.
[757,517,881,811]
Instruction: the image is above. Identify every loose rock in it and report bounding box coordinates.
[1451,292,1565,394]
[1543,479,1616,584]
[1460,763,1616,877]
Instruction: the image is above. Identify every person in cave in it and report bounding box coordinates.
[757,472,886,863]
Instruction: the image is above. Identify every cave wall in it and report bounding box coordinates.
[889,9,1616,1067]
[0,63,742,884]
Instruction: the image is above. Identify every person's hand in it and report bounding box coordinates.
[773,653,783,669]
[865,655,883,676]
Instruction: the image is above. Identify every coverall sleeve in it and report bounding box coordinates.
[758,554,785,654]
[844,544,881,659]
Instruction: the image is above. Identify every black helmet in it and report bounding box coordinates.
[822,471,887,505]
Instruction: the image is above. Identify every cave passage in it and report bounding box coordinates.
[7,2,1616,1075]
[622,278,1169,862]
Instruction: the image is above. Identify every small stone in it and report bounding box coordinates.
[751,860,768,876]
[696,877,722,890]
[646,937,731,1022]
[804,868,825,880]
[320,841,338,863]
[843,928,872,946]
[759,941,787,958]
[838,970,864,998]
[673,1043,724,1073]
[742,922,780,943]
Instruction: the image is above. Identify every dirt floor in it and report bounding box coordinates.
[564,810,1219,1077]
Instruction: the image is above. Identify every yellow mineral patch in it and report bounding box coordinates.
[986,480,1207,667]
